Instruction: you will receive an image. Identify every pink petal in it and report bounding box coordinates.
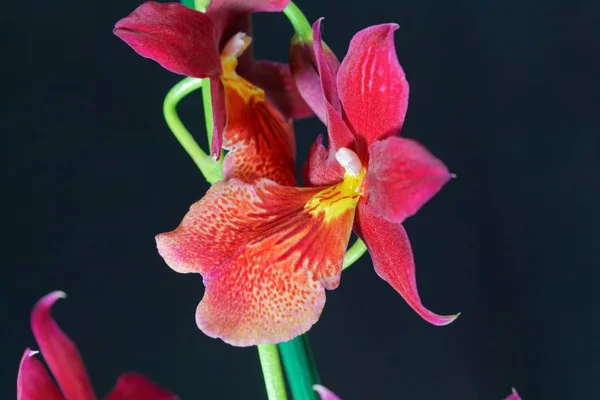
[290,37,340,123]
[30,291,96,400]
[313,384,342,400]
[158,179,357,345]
[355,205,458,326]
[114,2,221,78]
[242,60,314,120]
[505,388,522,400]
[105,373,178,400]
[303,134,345,186]
[363,136,452,223]
[337,24,409,145]
[311,19,355,152]
[17,349,64,400]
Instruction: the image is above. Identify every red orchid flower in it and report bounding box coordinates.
[114,0,311,171]
[17,291,177,400]
[155,20,457,346]
[313,385,522,400]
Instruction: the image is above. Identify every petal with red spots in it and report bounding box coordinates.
[158,179,358,346]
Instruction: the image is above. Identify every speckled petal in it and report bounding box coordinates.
[337,24,409,144]
[355,204,458,326]
[105,373,178,400]
[313,385,342,400]
[221,75,297,186]
[158,179,357,346]
[364,136,452,223]
[30,291,96,400]
[17,349,64,400]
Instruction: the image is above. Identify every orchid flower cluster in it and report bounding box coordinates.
[17,0,520,399]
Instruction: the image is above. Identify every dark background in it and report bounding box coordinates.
[3,0,598,398]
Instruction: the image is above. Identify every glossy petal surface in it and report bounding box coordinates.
[242,60,313,119]
[105,373,178,400]
[356,205,458,326]
[221,73,297,186]
[338,24,409,144]
[114,2,221,78]
[30,291,96,400]
[17,349,64,400]
[314,385,342,400]
[158,179,357,345]
[363,136,452,223]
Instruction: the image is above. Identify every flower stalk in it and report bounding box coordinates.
[258,344,288,400]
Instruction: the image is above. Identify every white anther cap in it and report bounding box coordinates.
[335,147,362,177]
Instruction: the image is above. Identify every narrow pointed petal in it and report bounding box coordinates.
[355,205,458,326]
[242,60,314,119]
[30,291,96,400]
[364,137,452,223]
[158,179,357,346]
[114,2,221,78]
[105,373,178,400]
[314,385,342,400]
[17,349,64,400]
[505,389,522,400]
[290,38,340,123]
[312,19,355,151]
[221,75,297,186]
[210,77,227,158]
[338,24,409,145]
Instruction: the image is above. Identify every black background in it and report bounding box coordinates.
[3,0,599,399]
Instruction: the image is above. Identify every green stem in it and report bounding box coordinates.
[193,0,210,12]
[163,77,223,184]
[342,238,367,270]
[279,336,319,400]
[283,1,313,41]
[257,344,288,400]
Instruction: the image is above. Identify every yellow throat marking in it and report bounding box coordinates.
[305,169,365,223]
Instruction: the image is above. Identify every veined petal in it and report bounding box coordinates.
[158,178,359,346]
[221,71,297,186]
[242,60,314,120]
[105,373,178,400]
[312,19,355,152]
[114,2,221,78]
[314,385,342,400]
[364,137,452,223]
[338,24,409,145]
[30,291,96,400]
[355,205,458,326]
[17,349,64,400]
[290,37,340,123]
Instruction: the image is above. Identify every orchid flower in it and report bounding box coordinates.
[312,385,522,400]
[154,18,457,346]
[17,291,177,400]
[114,0,311,174]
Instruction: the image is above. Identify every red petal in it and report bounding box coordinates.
[105,373,178,400]
[114,2,221,78]
[313,385,342,400]
[337,24,409,145]
[303,134,344,186]
[363,137,452,223]
[30,291,96,400]
[355,205,458,326]
[290,38,340,123]
[242,60,314,119]
[312,19,355,152]
[17,349,64,400]
[221,81,297,185]
[210,76,227,159]
[158,179,357,345]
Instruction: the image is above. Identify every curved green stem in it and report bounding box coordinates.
[257,344,288,400]
[342,238,367,270]
[163,77,223,184]
[283,1,313,41]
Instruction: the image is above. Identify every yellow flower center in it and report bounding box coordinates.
[220,33,264,103]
